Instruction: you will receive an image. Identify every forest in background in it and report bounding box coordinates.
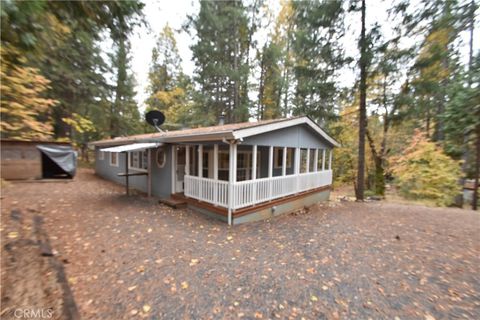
[1,0,478,209]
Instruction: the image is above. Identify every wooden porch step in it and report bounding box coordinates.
[159,197,187,209]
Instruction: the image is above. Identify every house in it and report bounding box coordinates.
[1,140,77,180]
[89,116,339,225]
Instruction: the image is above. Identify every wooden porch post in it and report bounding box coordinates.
[252,145,257,203]
[213,144,219,205]
[147,149,152,197]
[295,147,300,192]
[185,145,190,175]
[306,148,310,173]
[228,142,237,225]
[282,146,287,176]
[198,144,203,178]
[268,146,273,199]
[322,149,326,171]
[329,149,333,170]
[314,149,319,172]
[171,145,176,194]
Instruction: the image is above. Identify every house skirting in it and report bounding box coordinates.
[173,185,331,225]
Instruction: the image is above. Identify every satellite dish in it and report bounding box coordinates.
[146,110,165,132]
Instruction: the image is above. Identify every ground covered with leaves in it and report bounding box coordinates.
[1,169,479,319]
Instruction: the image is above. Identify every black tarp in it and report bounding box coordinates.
[37,145,77,179]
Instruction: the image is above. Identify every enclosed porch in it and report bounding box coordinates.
[173,142,333,224]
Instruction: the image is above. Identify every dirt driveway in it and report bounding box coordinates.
[1,169,479,319]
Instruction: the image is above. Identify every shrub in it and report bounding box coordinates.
[391,131,461,206]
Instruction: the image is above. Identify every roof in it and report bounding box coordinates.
[89,116,340,147]
[100,142,162,153]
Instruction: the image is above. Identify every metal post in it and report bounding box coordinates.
[125,152,129,196]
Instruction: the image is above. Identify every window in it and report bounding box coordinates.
[156,148,166,168]
[308,149,315,172]
[317,149,324,171]
[274,147,293,169]
[110,152,118,167]
[129,151,148,171]
[98,150,104,160]
[202,151,209,177]
[300,149,308,173]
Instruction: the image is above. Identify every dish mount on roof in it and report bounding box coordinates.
[145,110,165,132]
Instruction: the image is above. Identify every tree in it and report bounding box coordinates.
[0,46,56,140]
[391,130,461,206]
[356,0,367,201]
[188,0,251,125]
[257,41,283,120]
[110,28,142,138]
[145,24,193,127]
[291,0,346,124]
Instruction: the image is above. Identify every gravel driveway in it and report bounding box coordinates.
[1,169,479,319]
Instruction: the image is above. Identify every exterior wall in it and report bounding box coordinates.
[233,189,330,224]
[94,145,173,198]
[186,188,331,225]
[0,140,70,180]
[242,124,332,149]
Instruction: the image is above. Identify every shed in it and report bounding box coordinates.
[1,140,77,180]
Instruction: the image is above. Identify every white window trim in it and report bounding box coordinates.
[99,150,105,160]
[109,152,119,167]
[128,151,148,172]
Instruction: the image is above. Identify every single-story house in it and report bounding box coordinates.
[89,116,339,225]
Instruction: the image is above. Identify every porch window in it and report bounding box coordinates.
[300,149,308,173]
[99,150,104,160]
[129,151,148,171]
[273,147,293,169]
[202,151,209,178]
[308,148,316,172]
[317,149,324,171]
[110,152,118,167]
[218,151,229,181]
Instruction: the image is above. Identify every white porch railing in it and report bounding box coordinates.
[184,170,332,210]
[184,175,229,207]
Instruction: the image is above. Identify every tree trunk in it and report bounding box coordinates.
[356,0,367,201]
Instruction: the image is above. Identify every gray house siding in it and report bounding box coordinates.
[242,124,332,149]
[94,146,173,198]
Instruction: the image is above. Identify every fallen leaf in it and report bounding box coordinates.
[311,295,318,302]
[128,286,137,291]
[7,232,18,239]
[189,259,199,266]
[181,281,189,289]
[143,305,151,313]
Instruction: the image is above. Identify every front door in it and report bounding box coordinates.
[176,146,186,193]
